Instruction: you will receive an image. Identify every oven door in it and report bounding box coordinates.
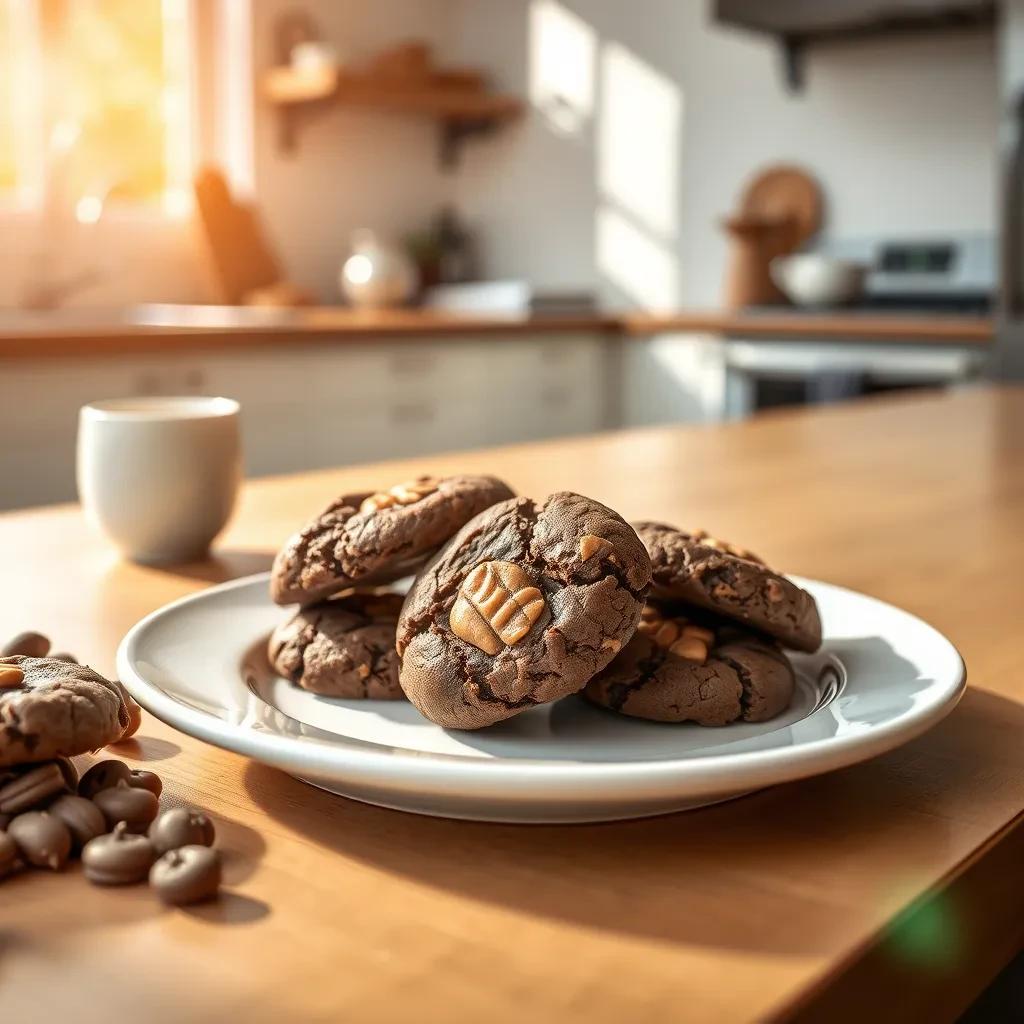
[723,339,985,418]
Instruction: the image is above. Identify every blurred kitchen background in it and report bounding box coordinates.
[3,0,1022,510]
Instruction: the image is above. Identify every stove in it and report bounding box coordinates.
[819,232,994,312]
[724,233,993,416]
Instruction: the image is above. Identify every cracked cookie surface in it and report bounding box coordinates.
[271,474,515,606]
[397,492,652,730]
[635,521,822,652]
[0,656,128,767]
[269,592,405,699]
[584,604,795,725]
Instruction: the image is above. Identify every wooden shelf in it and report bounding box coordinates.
[263,65,524,166]
[264,64,339,104]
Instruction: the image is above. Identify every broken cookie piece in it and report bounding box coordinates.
[0,656,128,767]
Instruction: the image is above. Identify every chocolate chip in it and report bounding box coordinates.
[93,780,160,833]
[1,631,50,658]
[7,810,72,870]
[0,829,17,879]
[55,757,79,792]
[0,762,71,815]
[150,845,221,906]
[149,807,215,855]
[47,795,107,852]
[82,822,156,885]
[78,759,132,799]
[129,770,162,798]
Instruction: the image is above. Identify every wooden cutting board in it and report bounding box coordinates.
[193,167,284,304]
[738,163,822,254]
[722,164,823,307]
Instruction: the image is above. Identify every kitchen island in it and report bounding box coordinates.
[3,386,1024,1022]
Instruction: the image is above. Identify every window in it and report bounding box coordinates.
[0,0,193,217]
[0,2,14,192]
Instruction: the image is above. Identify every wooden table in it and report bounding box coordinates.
[4,386,1023,1023]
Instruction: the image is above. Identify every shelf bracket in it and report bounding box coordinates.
[275,98,335,155]
[439,118,500,171]
[781,35,805,92]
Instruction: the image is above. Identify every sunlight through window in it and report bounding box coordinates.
[0,1,14,193]
[0,0,193,213]
[598,42,682,241]
[596,205,680,311]
[528,0,596,137]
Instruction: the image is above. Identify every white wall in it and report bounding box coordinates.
[250,0,461,301]
[1,0,997,310]
[448,0,998,308]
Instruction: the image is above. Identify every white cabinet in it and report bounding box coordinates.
[1,331,610,510]
[621,333,727,427]
[0,353,211,512]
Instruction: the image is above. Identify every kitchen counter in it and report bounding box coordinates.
[0,305,992,358]
[0,306,620,359]
[4,386,1024,1022]
[624,308,994,342]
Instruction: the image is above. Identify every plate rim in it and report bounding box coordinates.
[116,572,967,798]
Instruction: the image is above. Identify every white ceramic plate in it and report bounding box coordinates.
[117,573,965,823]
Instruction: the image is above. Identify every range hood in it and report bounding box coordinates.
[715,0,996,88]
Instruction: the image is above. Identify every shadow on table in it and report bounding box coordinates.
[140,548,275,584]
[102,735,183,762]
[180,891,271,926]
[242,687,1024,956]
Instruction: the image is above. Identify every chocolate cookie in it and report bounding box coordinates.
[268,591,405,699]
[397,492,652,730]
[271,474,515,606]
[584,602,795,725]
[0,656,129,767]
[635,521,822,652]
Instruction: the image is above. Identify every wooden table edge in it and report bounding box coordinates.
[778,797,1024,1022]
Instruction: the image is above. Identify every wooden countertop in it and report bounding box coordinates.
[624,309,995,342]
[5,387,1024,1022]
[0,307,620,359]
[0,305,993,359]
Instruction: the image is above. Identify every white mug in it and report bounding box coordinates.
[77,396,242,564]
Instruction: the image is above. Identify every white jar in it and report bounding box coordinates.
[339,229,417,309]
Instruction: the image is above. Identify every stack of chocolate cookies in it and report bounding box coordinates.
[268,475,516,700]
[269,479,821,731]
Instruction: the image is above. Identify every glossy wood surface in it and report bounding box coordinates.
[0,306,991,360]
[625,309,994,342]
[3,387,1023,1023]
